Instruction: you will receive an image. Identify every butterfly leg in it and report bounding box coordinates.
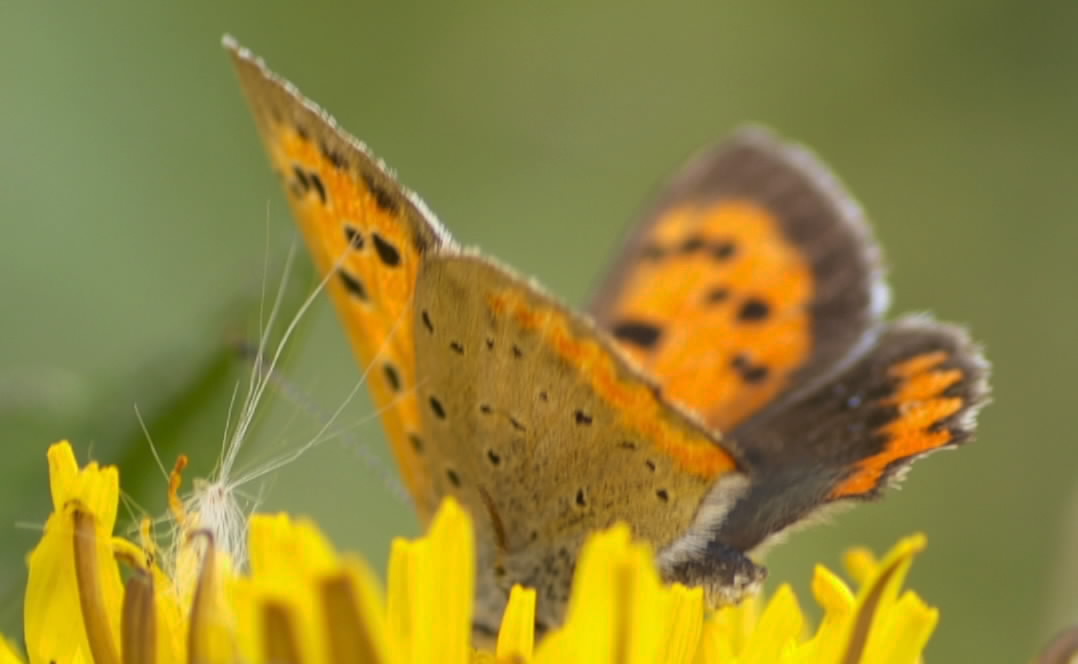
[662,538,767,608]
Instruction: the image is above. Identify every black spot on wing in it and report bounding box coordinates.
[291,165,310,192]
[612,320,663,349]
[308,172,327,204]
[344,224,365,249]
[383,363,401,392]
[711,240,737,261]
[705,286,730,304]
[738,297,771,322]
[362,172,400,214]
[320,140,348,170]
[429,396,446,419]
[408,433,424,453]
[732,353,770,384]
[372,233,402,267]
[337,269,369,301]
[679,234,707,254]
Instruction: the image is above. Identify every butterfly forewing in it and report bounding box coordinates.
[591,128,887,434]
[228,39,453,518]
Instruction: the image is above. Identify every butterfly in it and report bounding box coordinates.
[224,37,989,636]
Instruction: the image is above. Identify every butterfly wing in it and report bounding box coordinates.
[590,127,887,433]
[716,317,989,551]
[227,39,453,519]
[412,252,752,629]
[592,127,989,551]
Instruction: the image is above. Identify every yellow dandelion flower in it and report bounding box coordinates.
[6,441,948,663]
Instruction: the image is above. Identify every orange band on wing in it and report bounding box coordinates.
[830,352,965,499]
[489,290,738,478]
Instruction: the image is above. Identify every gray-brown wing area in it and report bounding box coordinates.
[412,251,736,628]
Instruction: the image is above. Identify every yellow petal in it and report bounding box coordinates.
[831,533,928,664]
[653,584,705,664]
[799,564,855,662]
[543,524,630,662]
[739,584,803,664]
[25,444,124,664]
[386,537,415,662]
[406,499,475,664]
[248,513,338,580]
[703,595,760,660]
[0,636,25,664]
[186,537,240,664]
[239,513,346,663]
[496,585,536,661]
[319,559,395,664]
[46,441,119,532]
[535,524,705,664]
[843,547,879,588]
[871,592,939,664]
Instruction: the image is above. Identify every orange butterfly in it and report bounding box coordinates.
[226,38,989,635]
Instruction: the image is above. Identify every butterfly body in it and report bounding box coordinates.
[226,38,989,635]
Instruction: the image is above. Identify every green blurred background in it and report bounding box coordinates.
[2,2,1077,660]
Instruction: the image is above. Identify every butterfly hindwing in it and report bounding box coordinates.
[227,39,453,518]
[716,317,989,552]
[412,252,752,629]
[591,127,887,434]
